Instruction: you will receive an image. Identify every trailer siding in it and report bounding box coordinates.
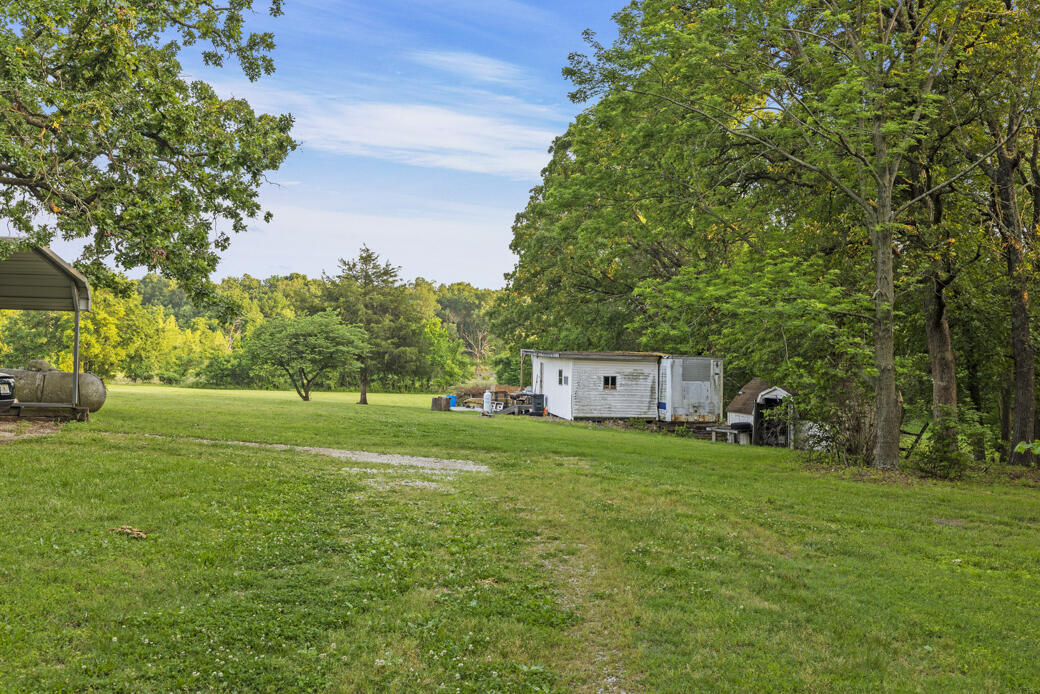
[660,356,724,422]
[526,350,722,422]
[571,358,658,419]
[658,360,669,415]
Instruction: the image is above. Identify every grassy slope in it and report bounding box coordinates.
[0,385,1037,693]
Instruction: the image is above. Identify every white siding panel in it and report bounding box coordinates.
[658,361,669,417]
[727,412,754,426]
[571,358,658,419]
[532,356,573,419]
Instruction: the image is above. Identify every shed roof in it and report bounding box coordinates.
[727,378,773,415]
[0,239,91,311]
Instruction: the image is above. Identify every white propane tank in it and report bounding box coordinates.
[482,389,493,416]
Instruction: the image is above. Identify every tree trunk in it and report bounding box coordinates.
[1007,242,1036,465]
[965,352,983,413]
[989,145,1036,465]
[358,368,369,405]
[964,348,986,463]
[284,367,307,401]
[872,203,901,470]
[923,273,958,459]
[999,382,1013,459]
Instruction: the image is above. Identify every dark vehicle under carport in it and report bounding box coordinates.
[0,372,14,411]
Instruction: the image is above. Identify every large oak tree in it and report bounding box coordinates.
[0,0,295,293]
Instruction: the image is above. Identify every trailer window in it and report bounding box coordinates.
[603,375,617,390]
[558,369,563,385]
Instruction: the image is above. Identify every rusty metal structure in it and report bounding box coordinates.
[0,239,93,420]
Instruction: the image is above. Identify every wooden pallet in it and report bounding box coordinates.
[0,403,89,422]
[609,420,718,440]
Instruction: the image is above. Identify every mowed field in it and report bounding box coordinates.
[1,386,1038,693]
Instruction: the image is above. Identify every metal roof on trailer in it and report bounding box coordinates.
[0,238,91,311]
[522,350,668,361]
[522,350,716,361]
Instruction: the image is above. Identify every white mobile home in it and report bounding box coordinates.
[522,350,723,422]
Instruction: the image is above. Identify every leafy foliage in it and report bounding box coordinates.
[0,0,295,294]
[638,253,877,460]
[0,289,223,380]
[324,247,466,402]
[492,0,1040,470]
[1014,441,1040,455]
[242,311,367,401]
[435,282,498,375]
[1,262,476,394]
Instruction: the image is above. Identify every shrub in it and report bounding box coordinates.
[911,407,994,479]
[157,371,182,385]
[199,352,253,388]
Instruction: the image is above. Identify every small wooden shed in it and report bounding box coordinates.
[0,239,91,413]
[726,378,793,446]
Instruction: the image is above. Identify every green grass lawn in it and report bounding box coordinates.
[1,385,1038,692]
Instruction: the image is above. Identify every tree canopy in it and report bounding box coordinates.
[243,311,367,401]
[325,246,431,404]
[0,0,295,294]
[494,0,1040,473]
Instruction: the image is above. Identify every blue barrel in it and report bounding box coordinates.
[448,395,457,407]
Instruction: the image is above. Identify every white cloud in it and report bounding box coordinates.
[290,0,558,34]
[417,0,557,27]
[410,50,529,85]
[42,198,519,288]
[211,81,559,179]
[45,199,519,287]
[295,102,555,178]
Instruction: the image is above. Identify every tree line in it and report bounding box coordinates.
[0,246,499,401]
[4,0,1038,475]
[493,0,1040,474]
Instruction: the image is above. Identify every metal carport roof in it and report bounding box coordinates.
[0,238,91,312]
[0,237,91,412]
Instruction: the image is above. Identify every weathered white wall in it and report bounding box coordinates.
[658,361,669,418]
[571,358,658,419]
[660,357,724,422]
[532,356,573,419]
[727,412,754,426]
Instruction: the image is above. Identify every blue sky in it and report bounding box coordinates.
[179,0,619,288]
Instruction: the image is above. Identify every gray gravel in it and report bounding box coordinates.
[213,439,489,472]
[110,431,490,473]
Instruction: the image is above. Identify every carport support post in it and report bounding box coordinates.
[72,292,80,408]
